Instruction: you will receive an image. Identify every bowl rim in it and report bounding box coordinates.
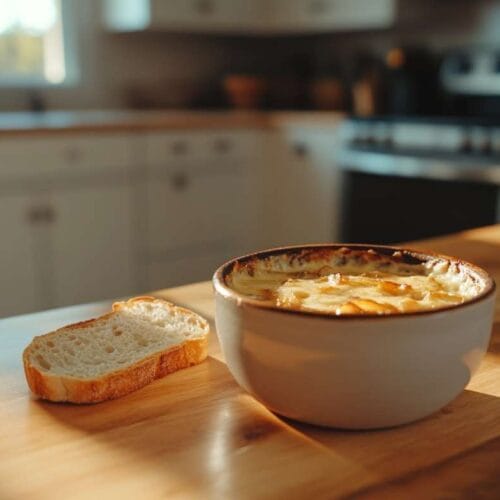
[212,243,496,320]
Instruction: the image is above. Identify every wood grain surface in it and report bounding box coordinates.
[1,225,499,499]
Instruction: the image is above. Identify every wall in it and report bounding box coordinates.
[0,0,316,111]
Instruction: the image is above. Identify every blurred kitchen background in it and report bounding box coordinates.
[1,0,500,317]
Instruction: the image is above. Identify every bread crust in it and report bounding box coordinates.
[22,297,209,404]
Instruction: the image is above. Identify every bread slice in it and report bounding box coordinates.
[23,297,209,404]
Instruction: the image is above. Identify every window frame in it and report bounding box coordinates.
[0,0,79,88]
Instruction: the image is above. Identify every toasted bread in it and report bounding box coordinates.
[23,297,209,403]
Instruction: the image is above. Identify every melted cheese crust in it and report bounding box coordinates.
[226,249,484,316]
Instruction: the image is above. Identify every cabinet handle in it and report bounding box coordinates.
[195,0,215,15]
[44,205,57,223]
[214,138,232,154]
[171,140,188,156]
[170,172,189,191]
[64,146,83,163]
[27,206,43,224]
[293,143,309,158]
[27,205,56,224]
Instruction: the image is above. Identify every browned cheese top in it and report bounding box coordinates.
[226,248,486,315]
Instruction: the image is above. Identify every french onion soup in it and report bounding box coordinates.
[225,247,487,315]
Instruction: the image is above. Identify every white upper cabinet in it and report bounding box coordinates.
[103,0,263,33]
[269,0,395,33]
[103,0,395,34]
[149,0,263,32]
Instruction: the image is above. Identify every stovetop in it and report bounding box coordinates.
[342,115,500,157]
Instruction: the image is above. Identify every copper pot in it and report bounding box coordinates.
[223,75,267,110]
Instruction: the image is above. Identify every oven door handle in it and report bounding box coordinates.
[338,150,500,186]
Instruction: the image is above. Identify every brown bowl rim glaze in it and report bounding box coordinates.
[212,243,496,320]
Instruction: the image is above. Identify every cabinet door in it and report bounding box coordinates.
[105,0,393,33]
[316,0,394,30]
[0,194,42,317]
[146,163,250,255]
[265,128,340,246]
[50,184,135,307]
[145,130,255,257]
[150,0,261,32]
[0,134,132,182]
[271,0,394,33]
[282,134,331,245]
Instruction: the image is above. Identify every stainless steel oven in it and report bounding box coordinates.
[338,118,500,244]
[337,47,500,244]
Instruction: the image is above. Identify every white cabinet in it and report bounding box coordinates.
[145,130,258,255]
[0,184,136,318]
[149,0,262,32]
[50,184,135,307]
[0,122,343,317]
[146,163,249,253]
[103,0,263,33]
[270,0,395,33]
[0,194,42,316]
[0,134,139,317]
[0,135,131,181]
[263,126,341,247]
[141,129,261,289]
[103,0,394,34]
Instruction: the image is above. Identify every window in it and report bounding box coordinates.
[0,0,73,86]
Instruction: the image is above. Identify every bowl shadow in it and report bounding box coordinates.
[36,353,500,498]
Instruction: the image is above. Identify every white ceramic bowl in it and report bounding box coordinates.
[213,244,496,429]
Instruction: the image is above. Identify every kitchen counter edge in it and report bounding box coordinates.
[0,110,346,136]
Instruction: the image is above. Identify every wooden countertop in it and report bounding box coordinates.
[1,225,499,499]
[0,110,345,136]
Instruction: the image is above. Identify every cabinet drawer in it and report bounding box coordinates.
[146,130,257,167]
[0,134,135,181]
